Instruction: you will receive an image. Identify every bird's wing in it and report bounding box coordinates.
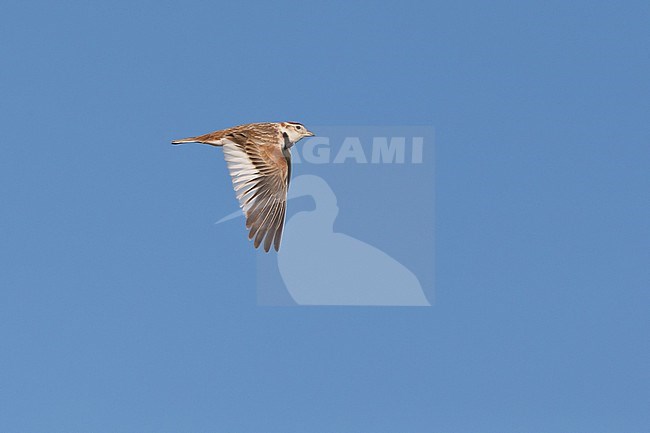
[221,129,290,252]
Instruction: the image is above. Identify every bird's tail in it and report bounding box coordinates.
[171,137,199,145]
[171,131,224,146]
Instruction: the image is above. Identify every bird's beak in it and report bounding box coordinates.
[307,131,315,137]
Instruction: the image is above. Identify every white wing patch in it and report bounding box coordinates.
[222,141,261,214]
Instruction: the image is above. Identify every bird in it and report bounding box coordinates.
[172,122,315,252]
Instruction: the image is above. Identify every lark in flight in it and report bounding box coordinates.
[172,122,315,252]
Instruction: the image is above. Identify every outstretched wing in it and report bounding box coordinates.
[221,128,290,252]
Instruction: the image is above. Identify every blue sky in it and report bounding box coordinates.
[1,1,649,432]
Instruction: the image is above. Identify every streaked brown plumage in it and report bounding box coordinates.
[172,122,314,252]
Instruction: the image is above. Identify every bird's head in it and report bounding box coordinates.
[280,122,315,143]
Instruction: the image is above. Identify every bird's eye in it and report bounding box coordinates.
[296,125,302,130]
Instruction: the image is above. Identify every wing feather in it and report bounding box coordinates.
[220,125,290,252]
